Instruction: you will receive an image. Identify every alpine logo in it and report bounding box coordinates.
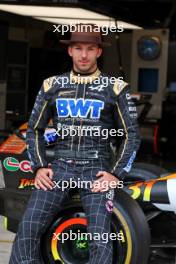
[88,85,105,92]
[56,98,104,118]
[3,157,32,172]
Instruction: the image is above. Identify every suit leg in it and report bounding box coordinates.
[80,188,113,264]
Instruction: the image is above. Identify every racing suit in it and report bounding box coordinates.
[26,68,140,178]
[9,68,140,264]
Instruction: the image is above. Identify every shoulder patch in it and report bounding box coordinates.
[43,76,56,92]
[113,79,128,96]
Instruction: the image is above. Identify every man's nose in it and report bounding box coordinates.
[81,50,87,58]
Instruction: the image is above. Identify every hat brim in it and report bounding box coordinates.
[59,40,111,47]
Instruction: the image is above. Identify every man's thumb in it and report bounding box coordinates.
[48,168,53,179]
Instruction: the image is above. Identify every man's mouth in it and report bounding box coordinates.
[79,60,89,64]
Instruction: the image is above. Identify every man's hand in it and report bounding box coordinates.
[91,171,119,192]
[35,168,55,191]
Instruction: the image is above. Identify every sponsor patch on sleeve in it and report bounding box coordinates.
[123,151,136,173]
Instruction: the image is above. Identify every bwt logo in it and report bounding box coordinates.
[56,98,104,118]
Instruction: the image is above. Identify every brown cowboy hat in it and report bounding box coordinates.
[60,23,111,47]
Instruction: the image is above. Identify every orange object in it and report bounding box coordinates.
[0,134,26,154]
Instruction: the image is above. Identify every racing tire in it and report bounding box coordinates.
[41,189,150,264]
[125,162,168,182]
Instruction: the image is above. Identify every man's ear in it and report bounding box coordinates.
[97,48,102,58]
[68,46,72,57]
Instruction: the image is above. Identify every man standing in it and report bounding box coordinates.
[9,24,140,264]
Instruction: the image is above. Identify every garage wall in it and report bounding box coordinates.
[102,31,132,82]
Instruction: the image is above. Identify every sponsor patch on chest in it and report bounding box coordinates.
[56,98,104,118]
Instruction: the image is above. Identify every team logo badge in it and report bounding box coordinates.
[88,85,105,92]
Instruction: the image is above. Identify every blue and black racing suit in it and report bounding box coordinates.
[9,68,140,264]
[26,68,140,179]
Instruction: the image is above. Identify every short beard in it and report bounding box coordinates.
[74,61,97,74]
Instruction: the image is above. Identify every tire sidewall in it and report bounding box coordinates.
[41,190,150,264]
[112,189,150,264]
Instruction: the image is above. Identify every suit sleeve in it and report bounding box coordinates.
[111,83,141,180]
[26,82,52,173]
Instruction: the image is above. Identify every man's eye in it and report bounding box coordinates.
[75,47,81,50]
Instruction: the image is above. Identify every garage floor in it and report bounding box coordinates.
[0,216,15,264]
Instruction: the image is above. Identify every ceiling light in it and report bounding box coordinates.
[0,4,142,29]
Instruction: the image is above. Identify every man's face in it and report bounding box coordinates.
[68,42,102,73]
